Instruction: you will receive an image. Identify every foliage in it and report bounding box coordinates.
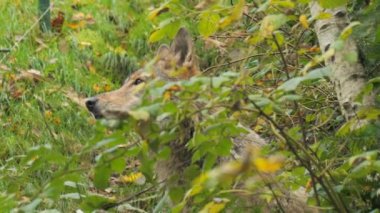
[0,0,380,212]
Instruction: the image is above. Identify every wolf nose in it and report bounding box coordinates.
[85,97,98,112]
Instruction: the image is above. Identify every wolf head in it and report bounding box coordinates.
[85,28,199,120]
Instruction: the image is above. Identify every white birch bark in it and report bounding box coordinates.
[309,2,374,121]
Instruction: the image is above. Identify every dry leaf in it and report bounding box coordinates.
[16,69,43,82]
[204,37,227,53]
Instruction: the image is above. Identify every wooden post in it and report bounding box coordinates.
[39,0,51,32]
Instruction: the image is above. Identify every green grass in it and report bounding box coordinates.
[0,0,156,210]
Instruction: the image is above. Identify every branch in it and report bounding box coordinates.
[202,52,284,74]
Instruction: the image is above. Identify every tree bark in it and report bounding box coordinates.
[309,2,374,121]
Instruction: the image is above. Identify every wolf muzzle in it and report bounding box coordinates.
[85,97,102,119]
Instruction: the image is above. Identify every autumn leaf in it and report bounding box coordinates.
[219,0,245,29]
[299,14,309,29]
[260,14,289,38]
[198,12,220,37]
[67,20,86,30]
[51,11,65,33]
[200,198,230,213]
[167,84,181,92]
[120,172,146,185]
[92,84,101,93]
[16,69,43,82]
[253,155,284,173]
[148,7,169,20]
[44,110,53,119]
[103,84,111,92]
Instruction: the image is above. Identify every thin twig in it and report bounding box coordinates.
[202,52,284,74]
[249,99,347,212]
[272,33,290,79]
[102,181,164,210]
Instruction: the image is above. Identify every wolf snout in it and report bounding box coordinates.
[85,97,102,118]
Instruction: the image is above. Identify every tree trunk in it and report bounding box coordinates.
[309,1,374,121]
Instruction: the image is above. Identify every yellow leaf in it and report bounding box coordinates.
[103,84,111,92]
[253,156,284,173]
[200,198,230,213]
[148,7,169,20]
[299,14,309,29]
[219,17,232,29]
[247,32,264,45]
[53,117,61,125]
[72,12,85,21]
[270,0,295,8]
[44,110,53,119]
[167,84,181,92]
[230,0,245,21]
[67,20,86,30]
[92,84,100,92]
[120,172,146,185]
[315,12,332,20]
[163,91,172,101]
[149,28,166,43]
[340,21,360,40]
[260,14,288,38]
[198,12,220,37]
[114,46,126,55]
[219,0,245,29]
[128,110,150,121]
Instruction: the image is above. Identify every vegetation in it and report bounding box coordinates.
[0,0,379,212]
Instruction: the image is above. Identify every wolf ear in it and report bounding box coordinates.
[156,44,170,58]
[170,28,195,66]
[154,28,199,80]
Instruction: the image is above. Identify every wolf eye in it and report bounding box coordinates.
[133,78,144,85]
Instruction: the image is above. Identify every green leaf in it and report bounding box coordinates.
[198,12,220,37]
[278,77,303,91]
[260,14,289,37]
[172,201,186,213]
[318,0,347,8]
[349,161,372,178]
[216,138,232,156]
[297,0,311,4]
[0,194,16,212]
[149,29,166,43]
[94,165,112,189]
[60,193,82,200]
[81,193,116,211]
[303,67,331,80]
[203,154,217,170]
[212,76,230,88]
[271,0,295,8]
[111,157,126,173]
[20,198,42,212]
[149,19,181,43]
[278,67,330,91]
[128,110,150,121]
[278,94,302,102]
[157,146,172,160]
